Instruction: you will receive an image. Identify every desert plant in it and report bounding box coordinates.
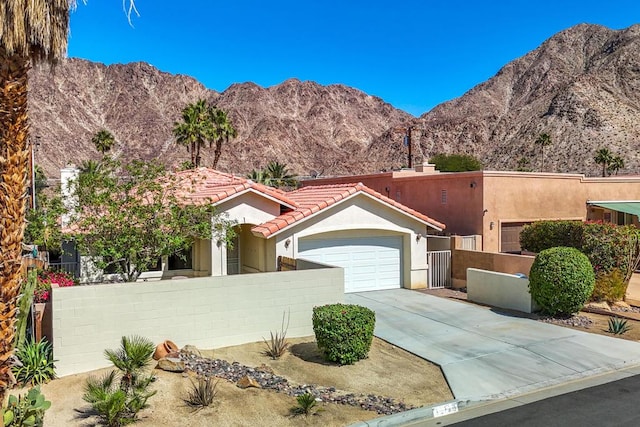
[183,376,219,409]
[262,311,290,359]
[14,270,38,349]
[290,392,320,417]
[12,339,56,386]
[1,387,51,427]
[607,317,632,335]
[83,336,157,426]
[529,247,596,316]
[590,269,627,303]
[104,335,155,393]
[312,304,375,365]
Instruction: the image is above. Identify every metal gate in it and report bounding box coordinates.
[427,250,451,289]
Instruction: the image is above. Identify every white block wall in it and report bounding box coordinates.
[466,268,540,314]
[51,268,344,376]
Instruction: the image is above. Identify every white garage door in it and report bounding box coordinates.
[298,236,402,293]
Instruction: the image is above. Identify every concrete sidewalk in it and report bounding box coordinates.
[346,289,640,402]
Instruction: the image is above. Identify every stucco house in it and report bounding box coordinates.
[63,167,445,292]
[303,165,640,253]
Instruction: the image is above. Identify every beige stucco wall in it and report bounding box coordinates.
[50,267,344,376]
[269,194,431,289]
[307,171,640,253]
[452,249,535,288]
[467,268,540,313]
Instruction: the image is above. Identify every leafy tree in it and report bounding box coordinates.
[24,191,65,253]
[594,147,613,177]
[429,154,482,172]
[534,133,552,172]
[0,0,138,403]
[67,158,236,282]
[608,155,625,176]
[210,107,237,169]
[92,129,116,154]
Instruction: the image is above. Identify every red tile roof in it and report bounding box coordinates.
[171,169,445,238]
[251,183,446,238]
[173,168,297,208]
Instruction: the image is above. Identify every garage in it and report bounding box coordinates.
[298,235,402,293]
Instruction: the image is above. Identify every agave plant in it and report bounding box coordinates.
[607,317,632,335]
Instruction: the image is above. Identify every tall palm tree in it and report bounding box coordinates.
[265,161,297,188]
[608,155,625,176]
[210,107,237,169]
[0,0,137,402]
[0,0,73,401]
[173,100,213,168]
[91,129,116,154]
[594,148,613,177]
[534,133,552,172]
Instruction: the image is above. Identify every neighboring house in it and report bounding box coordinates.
[63,167,445,292]
[302,165,640,253]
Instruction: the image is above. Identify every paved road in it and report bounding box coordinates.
[449,373,640,427]
[346,289,640,401]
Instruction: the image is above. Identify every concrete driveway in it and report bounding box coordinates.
[346,289,640,402]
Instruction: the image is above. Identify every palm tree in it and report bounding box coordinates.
[0,1,137,401]
[91,129,116,154]
[265,161,297,188]
[534,133,552,172]
[0,0,73,401]
[247,169,268,184]
[104,335,155,393]
[210,107,237,169]
[608,155,625,176]
[173,100,214,168]
[594,148,614,177]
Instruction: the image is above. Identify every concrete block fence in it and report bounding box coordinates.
[50,265,344,376]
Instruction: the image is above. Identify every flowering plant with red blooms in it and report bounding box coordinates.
[34,270,77,303]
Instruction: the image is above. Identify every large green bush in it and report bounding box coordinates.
[519,220,584,253]
[312,304,375,365]
[529,247,595,315]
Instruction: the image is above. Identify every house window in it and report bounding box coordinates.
[441,189,447,204]
[168,249,193,270]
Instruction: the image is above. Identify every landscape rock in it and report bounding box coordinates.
[181,345,203,358]
[237,375,261,389]
[585,301,611,312]
[157,357,185,373]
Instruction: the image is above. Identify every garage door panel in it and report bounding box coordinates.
[299,235,402,293]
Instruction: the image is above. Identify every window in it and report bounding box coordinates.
[168,249,193,270]
[441,189,447,204]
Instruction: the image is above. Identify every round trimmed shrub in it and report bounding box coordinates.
[312,304,375,365]
[529,246,595,315]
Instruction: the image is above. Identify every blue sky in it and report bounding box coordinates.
[68,1,640,116]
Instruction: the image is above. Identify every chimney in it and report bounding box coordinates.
[415,161,438,174]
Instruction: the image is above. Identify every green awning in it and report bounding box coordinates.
[589,202,640,217]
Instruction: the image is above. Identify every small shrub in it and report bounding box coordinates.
[83,336,157,427]
[590,268,627,303]
[12,339,57,386]
[529,247,595,316]
[184,376,218,409]
[607,317,632,335]
[262,311,290,359]
[2,387,51,427]
[290,393,320,417]
[312,304,375,365]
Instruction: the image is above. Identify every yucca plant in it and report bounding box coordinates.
[184,376,218,409]
[290,392,320,417]
[12,339,56,386]
[607,317,632,335]
[262,311,290,360]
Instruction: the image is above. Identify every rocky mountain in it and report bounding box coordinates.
[29,24,640,181]
[366,24,640,175]
[28,59,410,180]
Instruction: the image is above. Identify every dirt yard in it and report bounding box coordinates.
[30,337,453,426]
